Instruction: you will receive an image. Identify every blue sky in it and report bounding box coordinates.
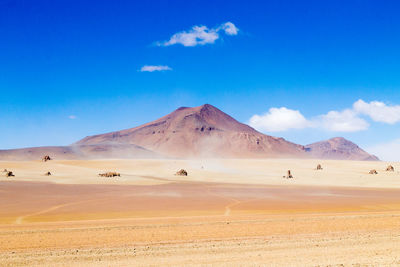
[1,0,400,160]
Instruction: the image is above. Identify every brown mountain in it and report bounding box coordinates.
[75,104,306,158]
[305,137,379,161]
[0,104,379,161]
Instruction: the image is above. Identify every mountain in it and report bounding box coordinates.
[0,104,379,161]
[75,104,307,158]
[305,137,379,161]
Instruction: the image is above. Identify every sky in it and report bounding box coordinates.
[1,0,400,160]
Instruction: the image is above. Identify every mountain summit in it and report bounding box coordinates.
[76,104,306,158]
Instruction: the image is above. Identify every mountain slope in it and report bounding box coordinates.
[76,104,307,158]
[305,137,379,161]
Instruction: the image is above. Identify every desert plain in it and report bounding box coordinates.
[1,158,400,266]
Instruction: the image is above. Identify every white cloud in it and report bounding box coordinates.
[68,115,77,119]
[218,22,239,35]
[317,109,369,132]
[249,107,369,133]
[249,107,311,132]
[161,25,219,47]
[249,99,400,133]
[366,138,400,162]
[158,22,239,47]
[140,65,172,72]
[353,99,400,124]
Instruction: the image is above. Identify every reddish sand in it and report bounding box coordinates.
[1,181,400,226]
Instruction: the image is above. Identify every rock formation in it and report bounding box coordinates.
[386,165,394,172]
[175,169,188,176]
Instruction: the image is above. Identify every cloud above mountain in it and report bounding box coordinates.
[157,22,239,47]
[249,99,399,133]
[317,109,369,132]
[249,107,311,132]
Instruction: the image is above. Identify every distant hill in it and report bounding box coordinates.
[305,137,379,161]
[0,146,77,161]
[0,144,159,161]
[0,104,379,161]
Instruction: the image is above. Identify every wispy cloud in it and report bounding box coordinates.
[140,65,172,72]
[68,115,77,119]
[218,22,239,35]
[157,22,239,47]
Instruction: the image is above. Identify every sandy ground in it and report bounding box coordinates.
[1,158,400,187]
[1,159,400,266]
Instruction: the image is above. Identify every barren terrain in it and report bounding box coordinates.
[1,159,400,266]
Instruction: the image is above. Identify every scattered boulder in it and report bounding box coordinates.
[5,171,14,177]
[316,164,323,170]
[2,169,7,172]
[283,170,293,179]
[369,169,378,175]
[44,171,52,176]
[175,169,188,176]
[99,172,120,177]
[386,165,395,172]
[42,155,51,162]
